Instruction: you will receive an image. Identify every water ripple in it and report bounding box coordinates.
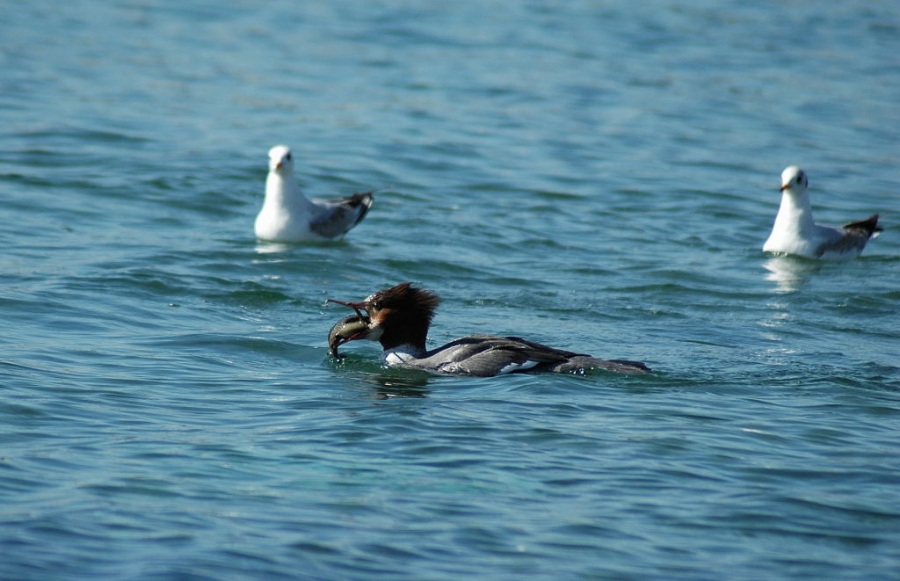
[2,1,899,580]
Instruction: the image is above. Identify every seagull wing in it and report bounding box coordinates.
[309,191,375,239]
[813,214,882,258]
[841,214,882,237]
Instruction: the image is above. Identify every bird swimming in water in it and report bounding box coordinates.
[327,282,649,376]
[255,145,374,242]
[763,165,881,259]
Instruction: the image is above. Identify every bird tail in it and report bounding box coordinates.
[348,191,376,226]
[842,214,882,239]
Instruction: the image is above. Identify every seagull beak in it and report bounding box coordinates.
[780,183,789,192]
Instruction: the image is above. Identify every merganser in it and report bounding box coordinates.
[763,166,882,259]
[327,282,650,376]
[255,145,374,242]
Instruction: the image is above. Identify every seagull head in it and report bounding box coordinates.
[268,145,294,173]
[780,166,808,194]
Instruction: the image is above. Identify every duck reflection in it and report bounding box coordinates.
[367,370,431,399]
[330,354,432,398]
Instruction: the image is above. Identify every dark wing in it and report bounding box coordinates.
[309,191,375,238]
[427,335,648,376]
[841,214,882,238]
[504,336,650,373]
[429,335,564,376]
[815,214,882,257]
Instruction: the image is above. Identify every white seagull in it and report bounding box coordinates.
[254,145,374,242]
[763,166,881,259]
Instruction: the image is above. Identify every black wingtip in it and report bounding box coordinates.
[347,191,375,226]
[842,214,882,237]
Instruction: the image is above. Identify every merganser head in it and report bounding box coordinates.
[268,145,294,173]
[327,282,441,352]
[780,165,808,194]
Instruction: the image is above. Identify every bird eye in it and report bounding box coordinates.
[285,153,292,161]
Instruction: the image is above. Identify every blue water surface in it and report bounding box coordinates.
[1,1,899,579]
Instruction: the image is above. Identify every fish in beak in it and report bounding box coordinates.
[327,312,371,358]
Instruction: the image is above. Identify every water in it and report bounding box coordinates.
[2,1,899,579]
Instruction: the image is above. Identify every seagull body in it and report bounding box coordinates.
[254,145,374,242]
[763,166,881,259]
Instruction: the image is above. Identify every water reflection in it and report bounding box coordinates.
[254,241,295,255]
[330,354,432,398]
[368,370,431,399]
[763,255,823,293]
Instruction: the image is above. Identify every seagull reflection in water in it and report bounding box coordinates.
[763,256,823,293]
